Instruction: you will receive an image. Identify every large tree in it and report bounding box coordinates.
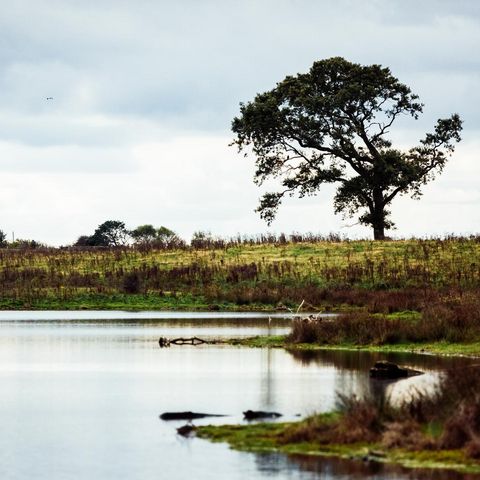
[232,57,462,240]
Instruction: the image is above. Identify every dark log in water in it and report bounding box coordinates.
[243,410,282,420]
[369,361,423,379]
[160,411,227,420]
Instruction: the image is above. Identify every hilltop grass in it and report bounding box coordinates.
[0,237,479,311]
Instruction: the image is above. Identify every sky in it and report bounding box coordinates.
[0,0,479,245]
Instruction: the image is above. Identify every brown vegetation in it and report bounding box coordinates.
[280,366,480,459]
[288,292,480,345]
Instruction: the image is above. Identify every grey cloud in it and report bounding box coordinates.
[0,142,136,173]
[1,0,478,135]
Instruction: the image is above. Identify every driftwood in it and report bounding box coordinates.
[243,410,282,420]
[160,411,227,421]
[159,337,210,348]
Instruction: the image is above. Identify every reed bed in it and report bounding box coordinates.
[288,292,480,345]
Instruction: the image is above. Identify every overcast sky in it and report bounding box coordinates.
[0,0,479,245]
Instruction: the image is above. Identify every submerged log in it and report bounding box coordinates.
[160,411,226,421]
[243,410,282,420]
[369,361,422,379]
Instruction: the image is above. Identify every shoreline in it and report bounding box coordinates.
[2,304,479,357]
[196,420,480,475]
[227,335,480,357]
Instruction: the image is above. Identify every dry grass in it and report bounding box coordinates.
[288,293,480,345]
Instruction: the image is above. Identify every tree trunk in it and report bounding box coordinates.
[373,222,385,241]
[372,189,385,241]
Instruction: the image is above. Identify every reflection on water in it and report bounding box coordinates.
[0,310,306,321]
[288,348,474,371]
[0,312,477,480]
[268,452,480,479]
[288,349,475,407]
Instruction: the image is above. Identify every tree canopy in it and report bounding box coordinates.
[130,224,179,247]
[130,224,158,244]
[75,222,181,248]
[232,57,462,239]
[75,220,129,247]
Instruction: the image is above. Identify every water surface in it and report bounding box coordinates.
[0,312,476,479]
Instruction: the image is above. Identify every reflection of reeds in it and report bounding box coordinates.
[0,236,478,307]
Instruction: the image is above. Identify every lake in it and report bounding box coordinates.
[0,311,476,479]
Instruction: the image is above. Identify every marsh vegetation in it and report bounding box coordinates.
[0,236,478,312]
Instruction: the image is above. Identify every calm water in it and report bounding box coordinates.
[0,311,476,480]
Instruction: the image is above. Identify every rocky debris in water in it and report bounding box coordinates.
[243,410,282,420]
[369,361,423,379]
[176,424,197,436]
[160,411,227,420]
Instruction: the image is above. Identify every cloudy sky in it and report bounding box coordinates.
[0,0,479,245]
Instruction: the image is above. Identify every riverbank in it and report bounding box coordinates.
[0,293,275,311]
[196,418,480,475]
[229,295,480,357]
[230,335,480,357]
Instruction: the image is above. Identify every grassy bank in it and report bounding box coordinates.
[197,366,480,474]
[0,292,270,311]
[229,335,480,357]
[197,420,480,474]
[0,237,478,310]
[227,291,480,356]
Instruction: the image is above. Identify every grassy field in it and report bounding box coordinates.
[0,237,478,310]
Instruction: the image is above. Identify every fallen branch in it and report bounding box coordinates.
[158,336,217,347]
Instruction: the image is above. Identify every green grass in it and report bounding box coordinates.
[0,292,277,311]
[197,419,480,474]
[229,335,480,356]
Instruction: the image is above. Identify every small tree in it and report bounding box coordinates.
[131,224,157,245]
[74,235,94,247]
[156,226,177,246]
[232,57,463,240]
[91,220,129,247]
[0,230,7,247]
